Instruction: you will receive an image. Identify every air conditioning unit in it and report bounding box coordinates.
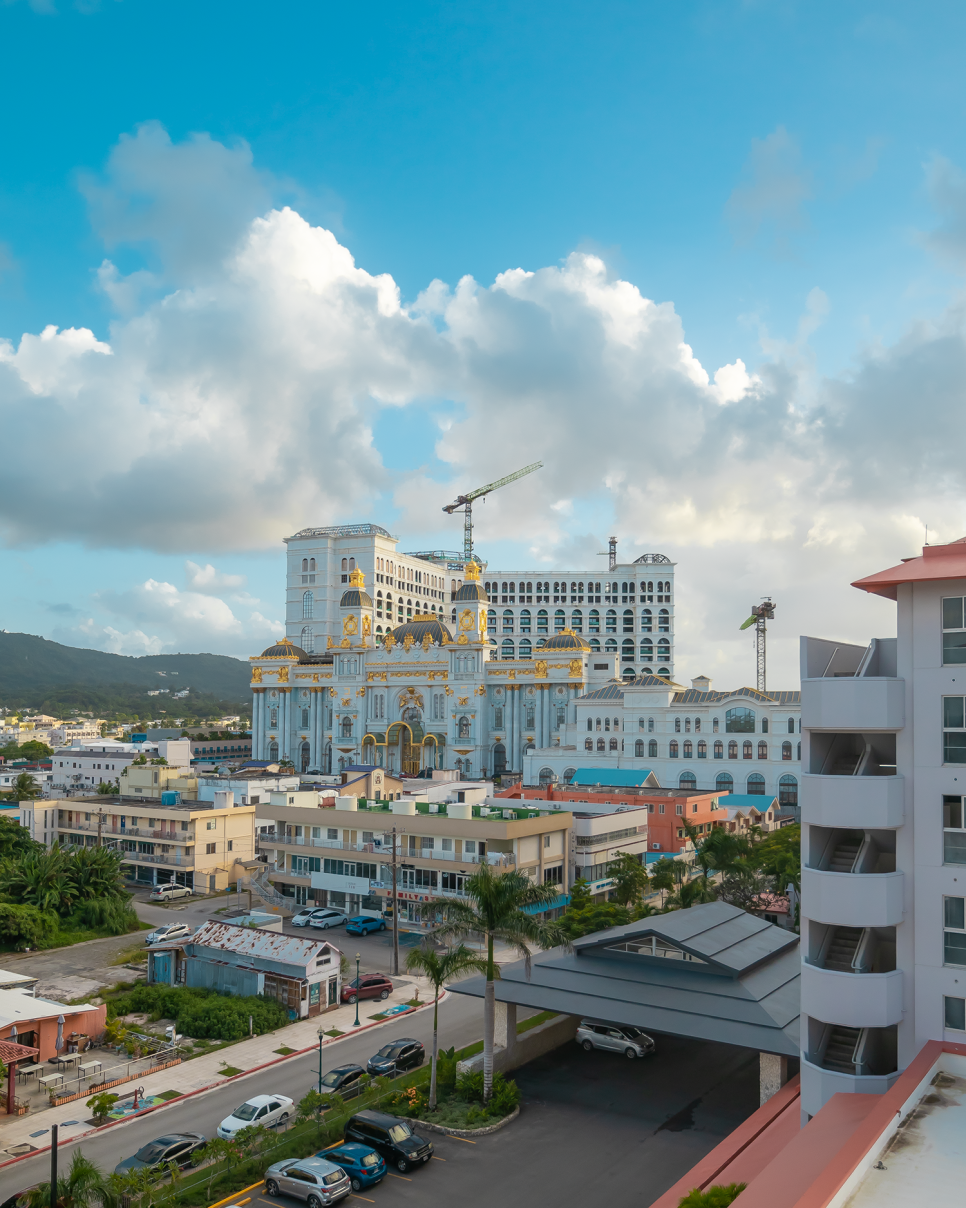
[429,803,439,814]
[503,810,514,820]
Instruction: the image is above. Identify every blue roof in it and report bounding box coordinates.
[719,794,778,809]
[521,893,570,915]
[569,768,658,788]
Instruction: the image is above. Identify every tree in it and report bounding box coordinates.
[0,903,57,949]
[0,817,43,860]
[0,740,53,763]
[608,853,650,907]
[22,1151,107,1208]
[648,857,682,906]
[9,771,40,800]
[86,1091,120,1122]
[560,901,630,938]
[753,824,801,894]
[405,943,488,1109]
[428,863,571,1101]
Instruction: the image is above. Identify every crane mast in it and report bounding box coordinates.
[442,461,543,562]
[739,599,776,693]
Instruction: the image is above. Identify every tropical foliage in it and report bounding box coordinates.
[677,1183,747,1207]
[108,983,289,1040]
[427,863,571,1100]
[0,844,131,915]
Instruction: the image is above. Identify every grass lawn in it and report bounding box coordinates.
[517,1010,560,1035]
[274,1046,297,1055]
[219,1065,243,1077]
[156,1090,181,1101]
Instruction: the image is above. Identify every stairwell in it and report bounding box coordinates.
[828,834,862,872]
[248,867,292,912]
[830,753,860,775]
[823,926,864,972]
[822,1025,862,1073]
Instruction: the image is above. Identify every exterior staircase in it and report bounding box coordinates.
[248,866,292,912]
[830,753,860,775]
[828,835,862,873]
[823,926,863,972]
[822,1025,862,1073]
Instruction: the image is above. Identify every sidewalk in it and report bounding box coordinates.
[0,974,441,1158]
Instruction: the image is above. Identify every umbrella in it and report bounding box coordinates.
[56,1016,65,1053]
[9,1026,16,1040]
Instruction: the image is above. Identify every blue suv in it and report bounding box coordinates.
[319,1143,386,1191]
[345,915,386,935]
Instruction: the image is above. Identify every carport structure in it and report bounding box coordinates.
[450,901,800,1103]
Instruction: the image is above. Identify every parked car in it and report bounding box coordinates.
[319,1065,366,1097]
[308,909,348,930]
[291,908,329,928]
[341,973,393,1005]
[264,1157,350,1206]
[217,1094,293,1138]
[148,884,192,902]
[319,1143,386,1192]
[115,1133,207,1174]
[343,1109,433,1174]
[145,922,192,945]
[576,1019,656,1059]
[366,1038,424,1077]
[345,915,385,936]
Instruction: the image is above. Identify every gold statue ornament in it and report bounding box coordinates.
[251,667,263,683]
[343,615,358,636]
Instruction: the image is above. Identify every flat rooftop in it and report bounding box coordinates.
[52,795,252,812]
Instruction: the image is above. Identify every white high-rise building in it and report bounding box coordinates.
[799,535,966,1120]
[284,523,675,678]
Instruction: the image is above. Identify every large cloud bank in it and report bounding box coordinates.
[3,124,965,679]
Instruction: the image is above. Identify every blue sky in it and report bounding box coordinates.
[1,0,964,684]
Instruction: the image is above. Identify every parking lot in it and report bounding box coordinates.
[251,1032,760,1208]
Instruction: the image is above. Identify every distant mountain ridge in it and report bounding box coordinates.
[0,632,251,700]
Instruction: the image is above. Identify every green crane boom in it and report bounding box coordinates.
[442,461,543,562]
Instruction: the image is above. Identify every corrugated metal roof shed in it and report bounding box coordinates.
[179,919,333,963]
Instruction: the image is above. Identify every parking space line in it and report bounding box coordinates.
[432,1156,446,1161]
[449,1136,476,1144]
[387,1173,412,1181]
[349,1196,375,1203]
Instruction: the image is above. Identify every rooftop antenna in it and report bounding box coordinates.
[739,598,776,694]
[597,536,618,572]
[442,461,543,564]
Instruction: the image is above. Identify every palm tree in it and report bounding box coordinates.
[22,1152,106,1208]
[405,943,488,1109]
[428,863,571,1101]
[11,772,40,800]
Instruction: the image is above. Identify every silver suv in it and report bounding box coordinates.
[576,1019,656,1059]
[264,1158,350,1206]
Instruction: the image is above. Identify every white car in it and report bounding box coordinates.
[145,922,192,945]
[308,909,348,930]
[217,1094,294,1138]
[291,908,329,928]
[149,884,193,901]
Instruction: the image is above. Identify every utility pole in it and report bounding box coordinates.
[50,1124,58,1208]
[96,808,104,848]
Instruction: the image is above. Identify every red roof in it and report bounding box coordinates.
[852,536,966,600]
[0,1040,40,1063]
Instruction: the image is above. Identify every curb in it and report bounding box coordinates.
[408,1105,519,1137]
[0,993,444,1172]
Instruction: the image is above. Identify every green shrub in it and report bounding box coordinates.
[436,1046,457,1090]
[109,983,288,1039]
[87,1091,120,1121]
[677,1184,747,1207]
[0,903,57,948]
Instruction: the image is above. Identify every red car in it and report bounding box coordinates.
[341,974,394,1005]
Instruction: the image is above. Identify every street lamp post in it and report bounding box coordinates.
[317,1025,325,1095]
[353,953,361,1027]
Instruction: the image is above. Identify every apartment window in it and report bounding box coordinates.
[327,828,338,840]
[675,804,683,815]
[944,896,966,965]
[648,740,658,758]
[206,821,215,830]
[206,842,216,854]
[944,796,966,864]
[946,995,966,1031]
[227,840,233,851]
[943,597,966,664]
[543,834,551,849]
[944,697,966,763]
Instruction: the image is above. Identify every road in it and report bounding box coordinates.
[0,990,486,1199]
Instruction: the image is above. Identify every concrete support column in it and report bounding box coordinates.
[281,689,290,760]
[759,1053,789,1105]
[251,691,260,760]
[543,686,551,748]
[507,686,516,771]
[494,1000,517,1057]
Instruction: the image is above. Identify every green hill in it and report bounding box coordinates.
[0,632,252,718]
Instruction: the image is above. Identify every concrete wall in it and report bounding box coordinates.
[457,1004,580,1075]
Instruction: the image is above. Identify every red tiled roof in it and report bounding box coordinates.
[852,536,966,600]
[0,1039,40,1062]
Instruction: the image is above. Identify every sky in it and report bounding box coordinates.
[2,0,966,688]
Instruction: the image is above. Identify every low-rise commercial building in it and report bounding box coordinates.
[0,988,106,1061]
[49,739,191,796]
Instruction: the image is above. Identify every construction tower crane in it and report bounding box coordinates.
[442,461,543,562]
[739,598,776,694]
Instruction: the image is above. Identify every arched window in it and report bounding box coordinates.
[713,717,720,732]
[680,771,696,790]
[520,609,531,633]
[309,558,315,572]
[641,609,652,632]
[648,717,655,732]
[658,609,670,632]
[341,558,348,572]
[586,718,593,732]
[747,773,766,795]
[648,740,658,757]
[743,741,753,759]
[563,767,577,784]
[758,741,768,759]
[716,772,734,792]
[640,640,654,661]
[458,716,471,738]
[728,740,738,759]
[349,558,355,571]
[683,740,693,758]
[588,609,600,633]
[761,718,769,734]
[269,740,279,762]
[605,638,618,653]
[684,717,691,732]
[635,739,644,757]
[502,610,514,632]
[714,740,723,759]
[694,718,701,732]
[609,738,619,751]
[571,610,583,632]
[538,767,555,787]
[606,609,617,632]
[782,741,792,760]
[597,738,605,751]
[301,625,314,653]
[585,738,593,751]
[536,610,549,633]
[787,718,795,733]
[674,717,681,733]
[779,774,798,805]
[340,715,353,737]
[301,558,308,572]
[596,717,602,731]
[669,740,679,758]
[697,740,707,758]
[492,743,507,775]
[300,740,311,772]
[622,638,634,661]
[657,640,670,660]
[726,707,755,732]
[658,668,670,677]
[302,591,314,619]
[501,640,515,660]
[797,742,801,760]
[604,718,611,731]
[554,609,566,631]
[623,609,633,632]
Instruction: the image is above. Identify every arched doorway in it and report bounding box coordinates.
[324,743,332,774]
[538,767,555,788]
[300,741,310,772]
[269,740,279,763]
[492,743,507,776]
[387,722,419,776]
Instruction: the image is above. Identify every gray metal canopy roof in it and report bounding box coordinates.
[449,902,800,1057]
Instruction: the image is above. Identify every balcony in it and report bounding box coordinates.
[60,821,191,841]
[802,866,904,927]
[800,1057,901,1118]
[802,676,904,732]
[118,851,195,868]
[802,774,904,829]
[801,964,903,1027]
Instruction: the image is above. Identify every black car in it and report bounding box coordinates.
[115,1133,207,1174]
[320,1064,367,1098]
[366,1038,425,1077]
[343,1109,433,1174]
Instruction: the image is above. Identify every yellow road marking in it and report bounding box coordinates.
[449,1136,477,1144]
[349,1196,375,1203]
[209,1181,264,1208]
[387,1172,412,1181]
[432,1156,446,1161]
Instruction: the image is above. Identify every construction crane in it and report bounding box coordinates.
[740,598,776,694]
[442,462,543,562]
